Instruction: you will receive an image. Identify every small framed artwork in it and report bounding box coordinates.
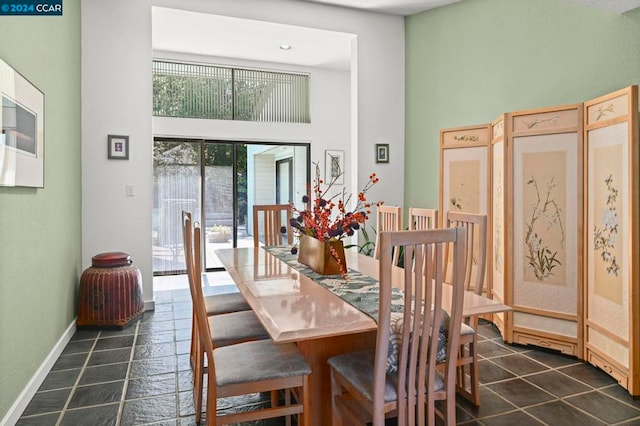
[376,143,389,163]
[108,135,129,160]
[325,149,345,184]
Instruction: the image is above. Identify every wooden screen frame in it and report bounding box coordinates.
[584,85,639,394]
[507,103,584,357]
[439,123,492,299]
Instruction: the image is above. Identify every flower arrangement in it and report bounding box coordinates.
[282,162,381,275]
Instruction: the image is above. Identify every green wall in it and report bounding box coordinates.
[405,0,640,209]
[0,1,81,419]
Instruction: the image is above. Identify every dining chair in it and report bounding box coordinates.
[328,227,467,425]
[408,207,438,232]
[182,213,275,423]
[444,210,488,406]
[374,205,402,265]
[184,214,311,425]
[253,204,293,246]
[182,211,252,368]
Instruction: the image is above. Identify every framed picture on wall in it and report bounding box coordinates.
[108,135,129,160]
[325,149,344,184]
[0,57,45,188]
[376,144,389,163]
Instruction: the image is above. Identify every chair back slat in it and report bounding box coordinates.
[374,227,466,425]
[253,204,293,247]
[444,211,487,296]
[374,205,402,265]
[408,207,438,231]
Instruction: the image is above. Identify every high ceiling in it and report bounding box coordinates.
[152,0,640,72]
[298,0,640,15]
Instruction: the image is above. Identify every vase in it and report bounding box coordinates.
[77,252,144,329]
[297,235,347,275]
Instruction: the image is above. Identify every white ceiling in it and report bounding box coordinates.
[152,0,640,72]
[299,0,640,14]
[152,7,354,70]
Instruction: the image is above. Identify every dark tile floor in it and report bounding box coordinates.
[15,284,640,425]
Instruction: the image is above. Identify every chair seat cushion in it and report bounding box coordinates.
[386,309,450,373]
[215,340,311,387]
[328,350,444,403]
[204,292,250,315]
[209,310,269,347]
[460,322,475,336]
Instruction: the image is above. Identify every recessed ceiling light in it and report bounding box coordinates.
[280,44,292,50]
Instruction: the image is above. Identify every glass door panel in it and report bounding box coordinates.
[152,139,201,274]
[203,143,234,269]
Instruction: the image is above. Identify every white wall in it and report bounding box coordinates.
[82,0,404,304]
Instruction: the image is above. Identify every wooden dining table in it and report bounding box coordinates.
[215,246,511,426]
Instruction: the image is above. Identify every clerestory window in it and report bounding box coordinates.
[152,60,310,123]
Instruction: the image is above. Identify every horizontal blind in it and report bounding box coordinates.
[153,61,309,123]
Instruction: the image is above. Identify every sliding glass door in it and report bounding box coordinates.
[153,138,309,274]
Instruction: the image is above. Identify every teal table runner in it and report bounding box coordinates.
[263,245,405,321]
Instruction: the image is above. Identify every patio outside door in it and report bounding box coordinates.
[153,138,308,274]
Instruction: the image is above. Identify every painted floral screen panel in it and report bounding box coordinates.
[512,132,580,317]
[584,85,638,389]
[587,122,631,360]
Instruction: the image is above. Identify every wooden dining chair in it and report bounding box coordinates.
[408,207,438,232]
[374,205,402,265]
[182,211,251,368]
[444,210,488,406]
[184,214,311,425]
[182,213,276,423]
[253,204,293,246]
[328,227,467,425]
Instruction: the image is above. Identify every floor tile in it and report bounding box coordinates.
[486,378,555,407]
[126,372,177,399]
[136,330,175,346]
[59,403,119,426]
[524,370,591,397]
[121,394,177,424]
[565,391,640,424]
[38,368,81,391]
[480,410,544,425]
[61,339,95,355]
[88,348,132,366]
[456,387,517,419]
[600,384,640,409]
[21,388,71,416]
[134,342,176,360]
[488,353,549,376]
[15,412,60,425]
[94,335,135,351]
[78,362,129,385]
[559,363,619,388]
[130,355,177,378]
[51,353,88,371]
[524,400,605,426]
[478,359,516,384]
[67,381,124,408]
[523,347,580,368]
[69,329,99,341]
[477,340,516,358]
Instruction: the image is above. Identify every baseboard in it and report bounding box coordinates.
[1,319,76,426]
[144,300,155,311]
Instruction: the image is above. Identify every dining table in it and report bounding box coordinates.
[215,245,511,426]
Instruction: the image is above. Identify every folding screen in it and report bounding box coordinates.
[440,124,492,298]
[584,86,639,394]
[506,103,584,357]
